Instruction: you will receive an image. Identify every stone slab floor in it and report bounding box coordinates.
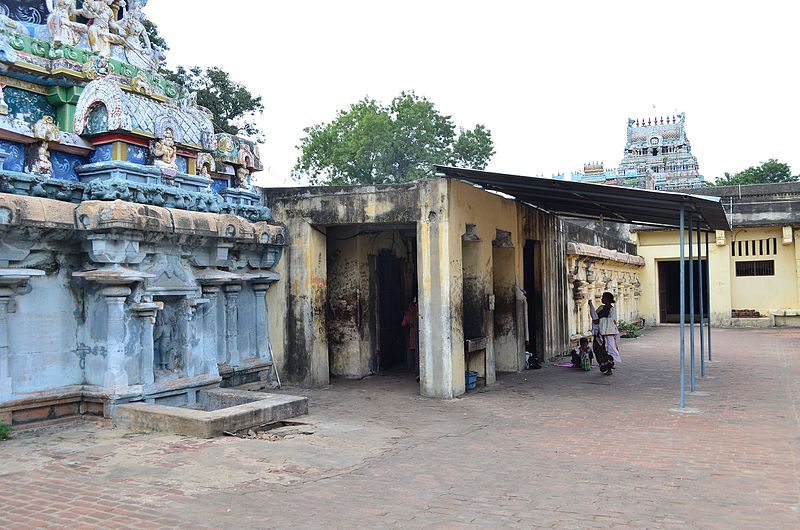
[2,327,800,529]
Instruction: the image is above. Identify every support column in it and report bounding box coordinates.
[223,283,241,365]
[697,225,705,378]
[0,288,13,397]
[679,208,686,408]
[689,215,695,392]
[706,232,712,361]
[131,298,163,386]
[102,286,131,392]
[250,280,274,362]
[200,285,222,376]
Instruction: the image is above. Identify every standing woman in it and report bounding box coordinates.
[597,291,622,375]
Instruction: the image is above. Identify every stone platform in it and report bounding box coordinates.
[113,388,308,438]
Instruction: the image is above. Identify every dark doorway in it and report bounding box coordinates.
[375,252,405,372]
[523,240,544,358]
[658,260,709,323]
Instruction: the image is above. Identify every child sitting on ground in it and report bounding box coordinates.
[570,337,593,371]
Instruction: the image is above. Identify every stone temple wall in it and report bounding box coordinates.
[0,193,285,426]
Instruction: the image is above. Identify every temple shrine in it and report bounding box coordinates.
[571,113,705,190]
[0,0,286,425]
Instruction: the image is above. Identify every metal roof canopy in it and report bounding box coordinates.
[435,166,731,231]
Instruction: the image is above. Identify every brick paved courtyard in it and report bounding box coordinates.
[2,326,800,529]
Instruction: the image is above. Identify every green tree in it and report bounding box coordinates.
[163,66,264,141]
[714,159,798,186]
[294,91,495,185]
[143,17,264,140]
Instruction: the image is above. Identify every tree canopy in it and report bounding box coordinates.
[143,17,264,140]
[163,66,264,141]
[713,159,798,186]
[293,92,495,186]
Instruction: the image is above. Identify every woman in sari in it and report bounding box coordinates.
[589,292,621,375]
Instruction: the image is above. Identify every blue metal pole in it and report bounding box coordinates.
[706,231,712,361]
[679,208,686,408]
[689,214,695,392]
[698,225,705,378]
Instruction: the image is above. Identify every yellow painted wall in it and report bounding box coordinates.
[729,227,798,311]
[447,180,522,390]
[636,225,798,325]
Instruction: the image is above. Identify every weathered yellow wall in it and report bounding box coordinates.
[447,180,521,390]
[636,226,798,325]
[729,227,798,311]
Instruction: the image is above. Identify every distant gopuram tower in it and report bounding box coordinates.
[619,113,704,190]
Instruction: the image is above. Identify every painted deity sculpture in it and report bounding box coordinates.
[46,0,88,47]
[118,0,159,71]
[32,116,62,142]
[234,166,250,189]
[29,142,53,177]
[153,128,178,170]
[77,0,123,57]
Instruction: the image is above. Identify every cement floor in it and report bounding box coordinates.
[2,326,800,529]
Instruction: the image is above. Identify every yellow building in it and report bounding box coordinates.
[635,182,800,327]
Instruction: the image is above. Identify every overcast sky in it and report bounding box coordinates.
[147,0,800,186]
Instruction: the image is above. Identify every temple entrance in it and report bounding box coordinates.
[375,252,406,372]
[325,225,418,381]
[523,240,544,360]
[657,260,708,323]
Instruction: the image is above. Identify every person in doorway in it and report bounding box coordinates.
[593,291,622,375]
[401,298,419,381]
[570,337,594,370]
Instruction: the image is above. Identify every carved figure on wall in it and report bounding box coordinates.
[131,70,153,95]
[28,141,52,178]
[152,128,178,170]
[0,84,7,115]
[46,0,88,47]
[32,115,62,142]
[117,0,159,71]
[77,0,123,57]
[234,166,250,189]
[153,311,172,370]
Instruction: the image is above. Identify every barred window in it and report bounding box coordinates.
[732,238,777,257]
[735,260,775,277]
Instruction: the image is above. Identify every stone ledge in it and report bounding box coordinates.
[567,242,645,267]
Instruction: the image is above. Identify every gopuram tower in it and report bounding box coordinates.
[0,0,285,425]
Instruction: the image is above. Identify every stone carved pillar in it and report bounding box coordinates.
[0,288,12,397]
[0,269,45,398]
[200,285,222,376]
[223,283,241,365]
[73,267,152,394]
[250,281,273,361]
[102,285,131,391]
[131,298,163,386]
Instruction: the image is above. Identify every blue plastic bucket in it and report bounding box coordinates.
[465,371,478,390]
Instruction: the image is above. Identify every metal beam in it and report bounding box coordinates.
[706,232,712,361]
[689,215,696,392]
[698,225,705,378]
[679,207,686,408]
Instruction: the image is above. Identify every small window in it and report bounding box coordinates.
[736,260,775,277]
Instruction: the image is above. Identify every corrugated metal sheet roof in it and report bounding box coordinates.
[435,166,731,231]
